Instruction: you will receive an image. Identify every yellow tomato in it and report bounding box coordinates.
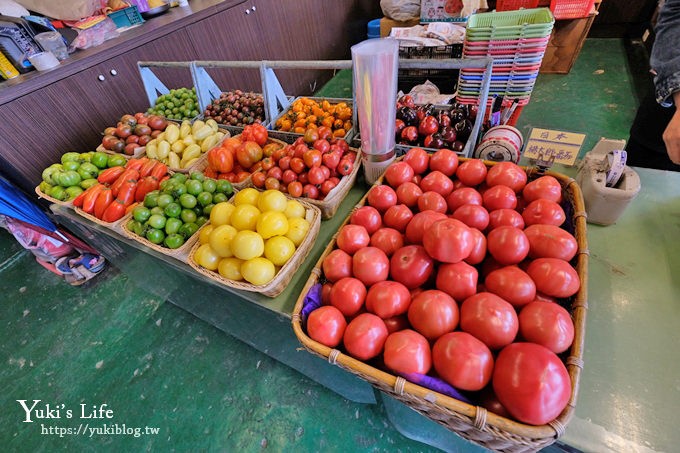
[199,224,214,245]
[210,202,235,226]
[256,211,289,239]
[230,204,261,231]
[233,187,260,206]
[217,257,244,281]
[257,189,288,212]
[231,230,264,260]
[241,257,276,285]
[284,199,306,219]
[193,243,221,271]
[285,217,310,246]
[209,224,238,258]
[264,236,296,266]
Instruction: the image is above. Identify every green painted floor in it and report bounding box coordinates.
[1,39,645,452]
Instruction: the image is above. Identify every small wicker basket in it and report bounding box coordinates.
[34,185,73,207]
[119,213,200,262]
[292,159,588,452]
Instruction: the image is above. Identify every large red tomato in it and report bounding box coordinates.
[383,204,413,232]
[420,170,454,197]
[365,280,412,318]
[429,149,459,176]
[526,258,580,298]
[523,175,562,203]
[524,224,578,261]
[493,343,571,425]
[446,187,483,213]
[488,208,525,231]
[519,301,574,354]
[383,329,432,375]
[486,162,527,193]
[456,159,487,187]
[405,210,447,244]
[423,218,473,263]
[367,185,398,212]
[307,306,347,347]
[390,245,435,289]
[452,204,490,231]
[322,249,353,282]
[436,261,478,302]
[460,292,519,350]
[408,290,459,340]
[482,185,517,211]
[330,277,366,316]
[350,206,382,235]
[352,246,389,286]
[336,224,370,255]
[486,226,530,265]
[385,161,415,188]
[522,199,566,227]
[484,265,536,308]
[235,141,263,169]
[369,227,404,256]
[403,147,429,174]
[465,228,487,265]
[432,331,494,391]
[343,313,388,361]
[395,182,423,208]
[418,191,448,213]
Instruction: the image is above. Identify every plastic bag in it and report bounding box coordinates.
[69,17,119,50]
[380,0,421,21]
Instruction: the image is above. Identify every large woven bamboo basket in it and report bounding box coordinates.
[292,159,588,452]
[119,213,201,262]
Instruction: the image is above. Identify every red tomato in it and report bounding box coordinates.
[383,315,410,333]
[322,249,353,283]
[488,208,525,231]
[482,185,517,211]
[307,306,347,347]
[352,246,390,286]
[367,185,398,212]
[303,148,322,168]
[446,187,482,213]
[436,261,478,302]
[408,290,459,340]
[336,224,370,255]
[383,204,414,232]
[403,147,429,174]
[350,206,383,235]
[390,245,435,289]
[395,182,423,208]
[523,175,562,203]
[519,301,574,354]
[432,331,494,391]
[236,141,263,169]
[288,181,303,198]
[321,282,332,305]
[453,204,490,231]
[455,159,487,187]
[460,292,519,350]
[522,199,566,227]
[405,210,447,244]
[419,170,454,197]
[524,224,578,261]
[418,191,448,213]
[281,169,298,185]
[385,161,415,188]
[384,329,432,375]
[493,343,571,425]
[465,228,487,265]
[343,313,388,361]
[484,265,536,308]
[307,167,326,185]
[370,227,404,256]
[486,226,529,265]
[485,162,528,193]
[330,277,367,316]
[302,183,318,199]
[366,280,412,319]
[526,258,580,298]
[423,218,474,263]
[429,149,459,176]
[290,157,306,173]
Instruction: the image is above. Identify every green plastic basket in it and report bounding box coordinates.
[107,6,144,29]
[466,7,554,29]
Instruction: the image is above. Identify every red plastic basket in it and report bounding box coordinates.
[496,0,539,11]
[550,0,595,19]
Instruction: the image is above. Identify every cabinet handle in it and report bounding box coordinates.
[110,69,118,76]
[245,8,250,14]
[251,6,256,11]
[97,75,105,81]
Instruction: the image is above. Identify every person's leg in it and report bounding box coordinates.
[627,92,680,170]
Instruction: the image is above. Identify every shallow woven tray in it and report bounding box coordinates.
[73,207,128,234]
[187,199,321,298]
[34,185,73,207]
[119,213,201,262]
[96,144,145,159]
[292,159,588,452]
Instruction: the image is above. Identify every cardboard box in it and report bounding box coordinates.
[540,13,597,73]
[420,0,477,23]
[380,17,421,37]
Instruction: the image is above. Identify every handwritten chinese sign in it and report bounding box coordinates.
[522,128,586,166]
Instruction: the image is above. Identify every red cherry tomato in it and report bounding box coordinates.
[322,248,353,282]
[465,227,487,265]
[460,292,519,350]
[526,258,580,298]
[446,187,483,213]
[485,162,528,193]
[302,183,319,199]
[484,265,537,308]
[522,199,566,227]
[455,159,487,187]
[336,224,370,255]
[367,185,398,212]
[486,226,529,265]
[519,301,575,354]
[370,227,404,256]
[418,191,448,213]
[419,170,454,197]
[405,210,447,244]
[524,224,578,261]
[408,290,459,341]
[343,313,388,361]
[385,161,415,188]
[488,208,525,230]
[523,175,562,203]
[352,246,390,286]
[403,147,429,174]
[366,280,412,319]
[307,306,347,347]
[436,261,478,302]
[482,185,518,211]
[390,245,434,289]
[330,277,367,316]
[384,329,432,375]
[493,343,571,425]
[429,149,459,176]
[383,204,414,232]
[452,204,490,231]
[350,205,383,235]
[423,218,474,264]
[395,182,423,208]
[432,331,494,391]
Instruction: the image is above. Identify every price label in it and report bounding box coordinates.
[522,128,586,166]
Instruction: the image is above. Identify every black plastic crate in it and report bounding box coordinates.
[398,43,463,93]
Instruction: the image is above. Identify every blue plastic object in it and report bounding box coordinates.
[367,18,381,39]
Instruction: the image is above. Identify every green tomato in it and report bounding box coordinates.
[164,233,185,250]
[61,152,81,164]
[91,152,109,169]
[202,203,215,216]
[157,193,175,209]
[178,222,199,239]
[164,202,182,218]
[48,185,67,201]
[171,183,187,199]
[107,154,127,168]
[147,214,167,230]
[189,171,205,182]
[202,179,217,194]
[144,192,160,208]
[78,162,99,180]
[42,163,63,185]
[145,228,165,245]
[80,178,99,190]
[196,216,208,227]
[57,170,82,188]
[62,161,80,172]
[165,217,183,235]
[150,206,165,217]
[186,179,203,196]
[179,193,197,209]
[65,186,83,200]
[79,152,93,163]
[180,209,197,224]
[212,192,228,204]
[38,181,53,194]
[133,206,152,223]
[215,179,233,195]
[171,173,188,184]
[196,191,213,207]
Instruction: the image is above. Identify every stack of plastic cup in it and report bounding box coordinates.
[351,38,399,184]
